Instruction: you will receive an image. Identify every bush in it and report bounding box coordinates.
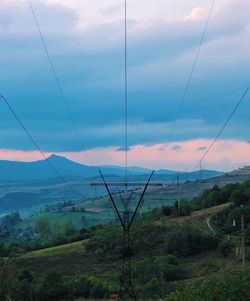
[218,240,233,258]
[165,226,218,257]
[34,272,68,301]
[162,206,172,216]
[0,259,22,301]
[71,275,107,299]
[94,248,105,261]
[165,271,250,301]
[133,256,186,288]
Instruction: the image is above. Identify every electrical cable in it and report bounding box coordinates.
[124,0,128,186]
[158,0,216,168]
[28,0,95,166]
[193,87,249,171]
[0,94,84,199]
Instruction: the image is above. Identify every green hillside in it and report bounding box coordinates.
[1,181,250,300]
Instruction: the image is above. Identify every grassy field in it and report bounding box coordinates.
[15,189,177,230]
[16,203,246,284]
[21,240,86,259]
[18,209,117,229]
[17,243,120,279]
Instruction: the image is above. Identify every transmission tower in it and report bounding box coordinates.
[177,172,181,214]
[92,170,162,300]
[199,161,203,181]
[241,205,246,269]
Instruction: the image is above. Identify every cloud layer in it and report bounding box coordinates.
[0,0,250,170]
[0,138,249,172]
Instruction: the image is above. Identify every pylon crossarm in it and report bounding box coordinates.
[119,190,133,210]
[99,170,125,227]
[129,170,154,228]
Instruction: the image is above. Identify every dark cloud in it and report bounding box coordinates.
[0,0,249,152]
[196,146,207,151]
[171,144,183,152]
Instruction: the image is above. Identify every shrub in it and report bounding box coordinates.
[165,271,250,301]
[94,248,105,261]
[71,275,107,299]
[218,240,233,258]
[162,206,172,216]
[165,226,218,257]
[133,255,186,287]
[34,272,68,301]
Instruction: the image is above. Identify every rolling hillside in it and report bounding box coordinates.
[0,154,223,213]
[0,154,222,182]
[15,203,248,299]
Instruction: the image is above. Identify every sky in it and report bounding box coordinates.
[0,0,250,171]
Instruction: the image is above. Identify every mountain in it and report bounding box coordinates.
[0,155,222,182]
[155,169,183,175]
[0,155,224,213]
[227,165,250,176]
[0,155,154,182]
[0,155,96,182]
[0,154,223,182]
[102,165,151,174]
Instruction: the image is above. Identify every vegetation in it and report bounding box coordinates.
[165,226,217,257]
[1,181,250,300]
[165,271,250,301]
[0,260,109,301]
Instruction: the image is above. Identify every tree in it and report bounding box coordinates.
[0,259,21,301]
[71,275,107,299]
[35,272,67,301]
[166,227,217,257]
[94,248,105,261]
[0,243,7,257]
[35,217,50,237]
[218,240,233,258]
[81,216,86,227]
[64,221,77,236]
[230,189,246,206]
[0,212,21,231]
[162,206,172,216]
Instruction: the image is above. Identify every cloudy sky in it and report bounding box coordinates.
[0,0,250,171]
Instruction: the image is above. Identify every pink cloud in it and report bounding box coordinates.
[0,149,52,162]
[0,139,249,172]
[184,7,208,22]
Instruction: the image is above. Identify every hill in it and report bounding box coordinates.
[0,154,140,182]
[0,154,222,182]
[0,154,223,213]
[1,181,250,300]
[13,203,249,300]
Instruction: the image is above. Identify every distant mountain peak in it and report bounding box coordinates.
[48,154,74,163]
[48,154,64,160]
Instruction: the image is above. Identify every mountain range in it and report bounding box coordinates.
[0,154,222,182]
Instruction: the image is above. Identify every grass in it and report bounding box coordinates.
[21,240,86,259]
[15,193,177,231]
[17,236,120,279]
[16,203,237,281]
[18,209,117,229]
[156,203,230,231]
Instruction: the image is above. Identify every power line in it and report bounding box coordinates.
[124,0,128,185]
[168,0,216,143]
[158,0,216,169]
[28,0,94,166]
[193,88,249,171]
[0,94,84,199]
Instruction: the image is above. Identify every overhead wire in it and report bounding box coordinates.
[193,88,249,171]
[0,94,84,199]
[28,0,95,167]
[158,0,216,168]
[124,0,128,186]
[178,88,249,205]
